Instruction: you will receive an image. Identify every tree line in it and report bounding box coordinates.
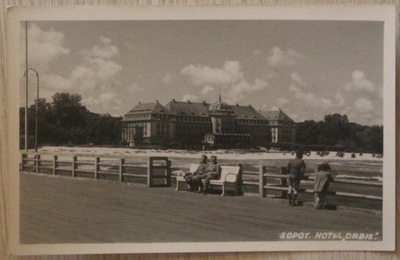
[20,92,383,154]
[295,114,383,154]
[20,92,122,148]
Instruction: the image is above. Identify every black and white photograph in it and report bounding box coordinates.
[6,5,396,255]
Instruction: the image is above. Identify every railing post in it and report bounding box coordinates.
[147,157,152,187]
[72,156,77,177]
[94,157,99,179]
[119,158,125,182]
[21,153,27,172]
[259,164,266,198]
[35,154,40,173]
[237,163,243,195]
[280,167,288,198]
[166,159,171,187]
[53,155,58,175]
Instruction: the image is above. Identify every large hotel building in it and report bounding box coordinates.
[121,98,296,148]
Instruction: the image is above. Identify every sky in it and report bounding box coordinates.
[20,20,384,125]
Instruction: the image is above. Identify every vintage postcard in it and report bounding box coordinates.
[6,5,396,255]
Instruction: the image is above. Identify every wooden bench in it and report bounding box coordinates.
[175,164,241,196]
[174,164,199,191]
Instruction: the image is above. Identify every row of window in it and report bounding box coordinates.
[271,127,295,142]
[122,127,148,141]
[156,122,170,136]
[176,116,210,123]
[124,122,147,128]
[124,116,287,127]
[236,119,268,125]
[125,114,150,120]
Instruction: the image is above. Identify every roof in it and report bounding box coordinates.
[165,100,210,117]
[231,104,266,120]
[209,100,233,114]
[127,102,169,114]
[260,110,294,122]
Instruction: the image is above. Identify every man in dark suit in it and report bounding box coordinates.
[192,155,221,194]
[184,155,208,192]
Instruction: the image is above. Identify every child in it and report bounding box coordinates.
[313,163,334,209]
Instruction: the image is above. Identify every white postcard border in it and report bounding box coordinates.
[6,5,396,255]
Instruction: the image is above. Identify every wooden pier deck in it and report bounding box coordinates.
[20,173,382,244]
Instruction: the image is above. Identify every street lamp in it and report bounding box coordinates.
[23,68,39,152]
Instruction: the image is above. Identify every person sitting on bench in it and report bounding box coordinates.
[192,155,221,194]
[184,155,208,192]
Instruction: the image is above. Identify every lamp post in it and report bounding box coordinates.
[24,68,40,152]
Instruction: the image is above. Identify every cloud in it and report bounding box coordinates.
[334,93,345,107]
[267,47,304,67]
[42,73,71,90]
[344,70,375,93]
[162,74,173,83]
[181,94,199,102]
[253,49,262,56]
[128,83,144,93]
[228,78,268,102]
[181,61,269,103]
[62,37,120,91]
[295,91,333,110]
[288,84,301,93]
[84,36,119,59]
[276,97,289,107]
[290,72,307,86]
[201,86,215,96]
[27,23,70,70]
[269,106,280,111]
[225,78,269,103]
[84,92,118,106]
[69,58,121,88]
[289,83,333,110]
[181,61,243,86]
[39,36,122,113]
[354,98,374,113]
[65,37,121,91]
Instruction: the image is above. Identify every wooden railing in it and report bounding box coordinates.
[241,164,382,201]
[21,153,172,187]
[21,152,382,202]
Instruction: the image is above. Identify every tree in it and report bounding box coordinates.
[295,113,382,153]
[355,125,383,154]
[89,114,122,145]
[296,120,320,145]
[51,92,87,128]
[20,92,124,147]
[319,113,350,146]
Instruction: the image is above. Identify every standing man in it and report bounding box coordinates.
[287,150,306,206]
[193,155,221,194]
[184,155,208,192]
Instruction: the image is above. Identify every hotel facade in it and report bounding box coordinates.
[121,98,296,148]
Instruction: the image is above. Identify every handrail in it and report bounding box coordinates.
[21,152,382,203]
[21,152,149,184]
[254,164,382,201]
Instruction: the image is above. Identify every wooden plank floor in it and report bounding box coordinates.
[20,173,382,244]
